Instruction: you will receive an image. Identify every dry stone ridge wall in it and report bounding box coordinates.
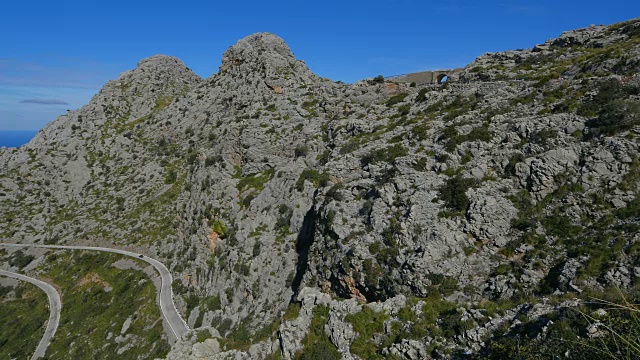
[387,68,465,84]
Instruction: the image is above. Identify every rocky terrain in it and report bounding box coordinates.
[1,18,640,359]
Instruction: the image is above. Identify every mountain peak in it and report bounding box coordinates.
[110,53,200,92]
[136,54,188,70]
[220,32,296,72]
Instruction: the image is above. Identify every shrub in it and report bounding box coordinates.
[438,174,478,212]
[326,184,344,201]
[275,204,293,231]
[203,295,221,311]
[412,123,429,141]
[196,330,210,343]
[439,124,493,152]
[415,88,429,103]
[237,169,274,193]
[209,219,227,238]
[504,153,525,177]
[345,306,389,359]
[294,144,310,157]
[386,92,409,107]
[529,128,558,146]
[283,303,301,321]
[360,144,408,166]
[579,79,640,137]
[164,168,177,184]
[252,240,261,257]
[397,104,411,116]
[9,251,34,269]
[412,157,429,171]
[295,169,330,191]
[481,289,640,359]
[296,305,340,360]
[371,75,385,84]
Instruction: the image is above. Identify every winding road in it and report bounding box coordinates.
[0,243,189,345]
[0,269,61,360]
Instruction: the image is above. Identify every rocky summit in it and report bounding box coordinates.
[2,19,640,359]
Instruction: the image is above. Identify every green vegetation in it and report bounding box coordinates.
[438,174,478,214]
[505,157,640,283]
[579,79,640,138]
[345,306,390,359]
[427,273,459,296]
[294,144,310,157]
[341,292,472,358]
[43,251,169,359]
[360,144,408,166]
[9,250,35,269]
[154,96,174,111]
[415,88,428,103]
[439,123,493,152]
[302,99,319,117]
[426,94,480,122]
[412,157,429,171]
[236,168,275,208]
[481,287,640,359]
[296,169,330,191]
[295,305,341,360]
[196,330,210,343]
[386,92,409,107]
[283,302,301,321]
[120,170,185,244]
[370,75,385,84]
[208,219,227,238]
[237,169,274,193]
[217,316,282,352]
[0,282,49,359]
[202,295,222,312]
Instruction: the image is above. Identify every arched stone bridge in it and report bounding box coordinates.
[387,68,465,85]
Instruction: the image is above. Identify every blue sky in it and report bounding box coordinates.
[1,0,638,131]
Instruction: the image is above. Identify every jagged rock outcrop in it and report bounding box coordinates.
[2,19,640,359]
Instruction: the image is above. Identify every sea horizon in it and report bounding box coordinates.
[0,130,38,148]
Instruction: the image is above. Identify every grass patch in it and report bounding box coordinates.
[295,305,340,360]
[0,282,49,359]
[345,306,390,359]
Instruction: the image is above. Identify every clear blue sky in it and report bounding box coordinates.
[0,0,638,130]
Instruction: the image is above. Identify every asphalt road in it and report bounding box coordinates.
[0,269,61,360]
[0,243,189,343]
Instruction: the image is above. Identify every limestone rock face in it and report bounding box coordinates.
[2,18,640,360]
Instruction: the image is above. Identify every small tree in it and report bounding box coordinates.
[372,75,385,84]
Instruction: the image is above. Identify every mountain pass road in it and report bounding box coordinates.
[0,243,189,343]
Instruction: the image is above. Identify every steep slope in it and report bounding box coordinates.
[1,19,640,359]
[0,55,201,245]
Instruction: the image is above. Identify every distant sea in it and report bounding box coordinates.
[0,130,38,148]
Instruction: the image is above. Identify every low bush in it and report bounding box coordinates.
[360,144,408,166]
[295,305,340,360]
[295,169,330,191]
[438,174,478,212]
[345,306,390,359]
[386,92,409,107]
[579,79,640,138]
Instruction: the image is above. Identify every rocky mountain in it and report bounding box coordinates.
[1,18,640,359]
